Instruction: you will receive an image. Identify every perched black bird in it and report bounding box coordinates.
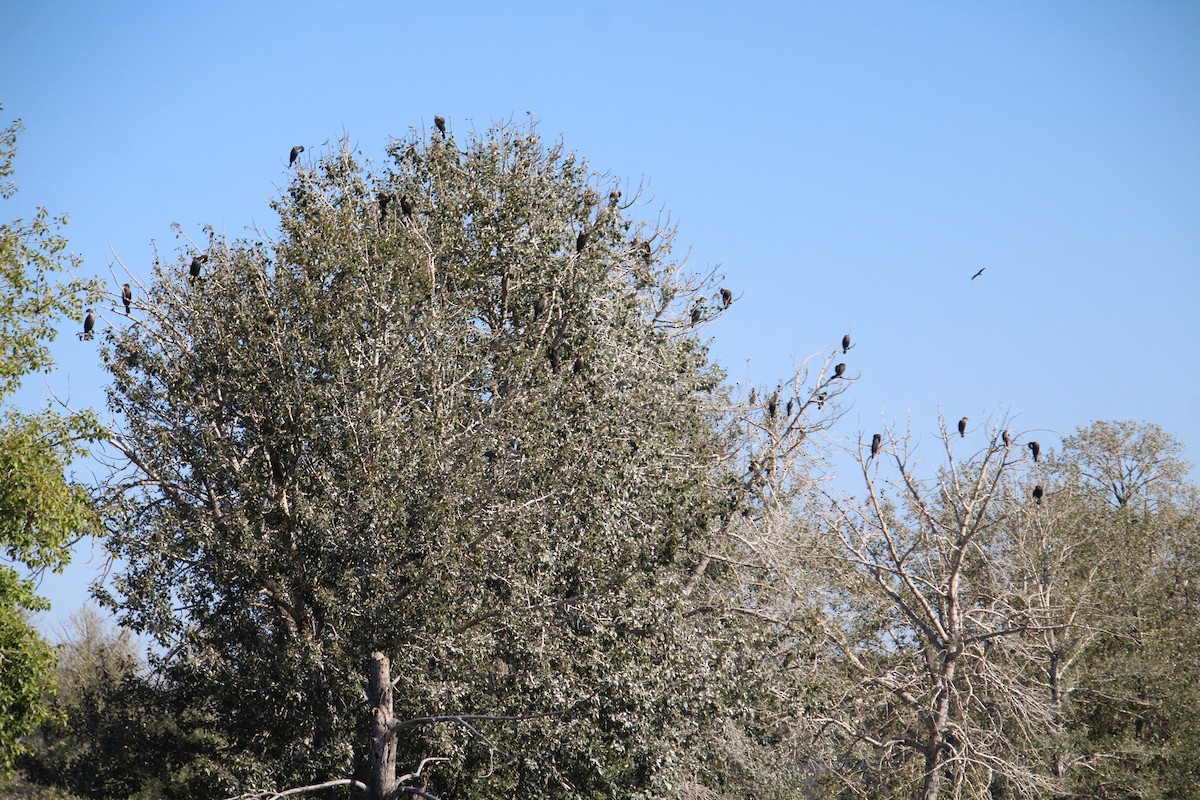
[768,395,777,418]
[842,334,851,353]
[971,267,985,280]
[400,194,415,218]
[691,306,702,325]
[1033,485,1044,505]
[871,433,882,459]
[289,145,304,167]
[720,287,733,309]
[817,392,827,409]
[121,283,132,315]
[573,354,584,375]
[189,254,207,279]
[833,362,846,379]
[1002,429,1012,448]
[958,417,968,438]
[434,116,446,135]
[1028,441,1041,463]
[639,240,652,262]
[378,191,392,221]
[609,190,621,206]
[83,309,95,338]
[576,231,589,253]
[786,398,794,417]
[263,309,278,325]
[548,347,561,374]
[533,292,548,320]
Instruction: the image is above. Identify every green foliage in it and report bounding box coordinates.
[0,110,102,776]
[101,122,764,797]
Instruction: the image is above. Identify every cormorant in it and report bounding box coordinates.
[691,306,702,325]
[190,255,207,279]
[573,354,584,375]
[534,292,548,320]
[1002,430,1012,448]
[786,398,794,417]
[1033,485,1044,504]
[1028,441,1041,463]
[548,347,561,374]
[400,194,415,218]
[833,363,846,379]
[958,417,968,437]
[720,287,733,309]
[768,395,777,418]
[289,146,304,167]
[378,191,392,220]
[971,267,985,280]
[871,433,882,459]
[434,116,446,135]
[842,334,851,353]
[83,309,94,337]
[122,284,132,315]
[576,231,589,253]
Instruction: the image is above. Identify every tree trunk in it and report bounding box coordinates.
[369,652,398,800]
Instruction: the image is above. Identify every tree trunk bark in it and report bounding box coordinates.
[369,652,398,800]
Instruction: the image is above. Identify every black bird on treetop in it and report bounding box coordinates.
[768,395,777,418]
[434,116,446,135]
[1002,430,1012,448]
[122,284,132,315]
[83,309,94,338]
[190,254,207,279]
[720,287,733,309]
[786,398,794,417]
[971,267,985,280]
[1033,485,1044,504]
[576,231,589,253]
[378,191,392,220]
[400,194,415,218]
[833,362,846,379]
[289,145,304,167]
[609,190,621,206]
[958,417,968,438]
[842,333,851,353]
[871,433,882,459]
[691,306,702,325]
[1028,441,1041,463]
[534,292,548,320]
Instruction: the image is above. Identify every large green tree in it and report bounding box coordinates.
[0,112,102,774]
[99,121,796,799]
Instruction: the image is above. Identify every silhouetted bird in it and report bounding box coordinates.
[121,284,132,315]
[639,240,652,262]
[1033,485,1044,504]
[958,417,968,438]
[871,433,882,459]
[720,287,733,309]
[768,395,777,418]
[971,267,985,280]
[691,306,702,325]
[817,392,826,409]
[576,231,589,253]
[786,398,794,417]
[83,309,94,338]
[609,190,621,206]
[434,116,446,135]
[190,255,207,279]
[400,194,415,218]
[548,347,561,374]
[378,191,392,221]
[289,146,304,167]
[842,334,851,353]
[534,292,548,320]
[573,354,583,375]
[1028,441,1041,463]
[1002,430,1012,448]
[833,363,846,379]
[263,309,277,325]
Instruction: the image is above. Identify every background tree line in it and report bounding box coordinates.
[3,117,1198,799]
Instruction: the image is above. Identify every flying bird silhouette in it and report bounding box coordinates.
[289,145,304,167]
[1033,485,1044,504]
[871,433,882,459]
[122,284,132,315]
[958,417,968,438]
[1028,441,1041,463]
[971,267,985,280]
[720,287,733,309]
[434,116,446,135]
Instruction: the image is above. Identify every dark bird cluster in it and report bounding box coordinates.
[1028,441,1040,463]
[121,284,132,315]
[958,417,968,438]
[289,145,304,167]
[190,254,208,279]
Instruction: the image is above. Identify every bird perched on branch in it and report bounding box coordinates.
[691,305,702,325]
[833,363,846,379]
[768,395,777,418]
[122,284,132,315]
[434,116,446,135]
[576,231,589,253]
[190,255,208,279]
[842,334,851,353]
[533,292,548,320]
[82,309,94,339]
[378,191,392,221]
[870,433,882,459]
[548,347,561,374]
[1028,441,1041,463]
[720,287,733,309]
[1002,430,1012,448]
[958,417,968,437]
[289,146,304,167]
[971,267,985,280]
[400,194,415,218]
[1033,485,1044,504]
[573,354,584,375]
[786,398,794,417]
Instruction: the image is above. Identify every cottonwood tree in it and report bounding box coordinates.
[98,122,775,798]
[0,112,102,774]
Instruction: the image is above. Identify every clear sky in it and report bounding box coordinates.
[4,1,1199,635]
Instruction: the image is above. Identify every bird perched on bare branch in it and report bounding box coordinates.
[870,433,882,459]
[1028,441,1041,463]
[971,267,985,280]
[378,191,392,221]
[1002,430,1012,448]
[842,334,851,353]
[576,231,589,253]
[1033,485,1044,504]
[534,292,548,320]
[817,392,826,409]
[720,287,733,309]
[289,146,304,167]
[768,394,777,418]
[400,194,415,218]
[691,305,702,325]
[122,284,132,315]
[82,309,94,339]
[573,354,583,375]
[434,116,446,135]
[786,398,794,417]
[609,190,621,206]
[958,417,968,437]
[639,240,651,262]
[190,255,208,279]
[833,363,846,379]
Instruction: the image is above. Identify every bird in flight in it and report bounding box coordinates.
[971,267,985,280]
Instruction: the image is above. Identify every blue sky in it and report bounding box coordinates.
[4,1,1199,635]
